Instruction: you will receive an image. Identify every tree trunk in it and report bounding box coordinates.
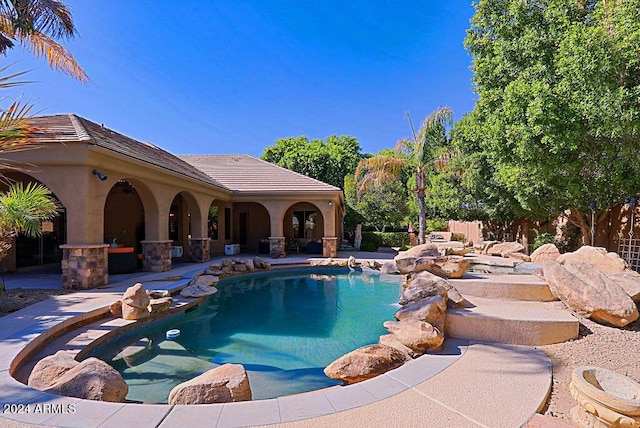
[567,207,614,248]
[416,167,426,244]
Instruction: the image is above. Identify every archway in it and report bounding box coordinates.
[232,202,270,253]
[283,202,324,254]
[168,191,202,259]
[0,172,67,271]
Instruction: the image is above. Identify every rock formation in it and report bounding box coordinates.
[530,243,561,263]
[323,344,407,385]
[122,283,151,320]
[383,318,445,353]
[543,261,638,327]
[557,246,626,274]
[28,351,79,390]
[168,363,252,404]
[487,242,526,257]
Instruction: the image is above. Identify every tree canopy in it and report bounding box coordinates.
[442,0,640,243]
[261,135,363,189]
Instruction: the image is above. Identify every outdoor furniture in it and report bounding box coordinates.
[225,244,240,255]
[285,239,300,254]
[107,247,137,274]
[306,240,322,254]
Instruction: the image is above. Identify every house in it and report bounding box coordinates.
[0,114,344,288]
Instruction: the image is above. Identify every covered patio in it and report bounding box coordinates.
[0,114,344,289]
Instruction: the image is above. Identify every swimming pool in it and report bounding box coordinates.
[92,268,402,403]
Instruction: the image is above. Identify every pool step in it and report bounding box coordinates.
[445,296,579,346]
[449,273,557,302]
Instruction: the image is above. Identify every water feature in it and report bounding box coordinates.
[91,268,402,403]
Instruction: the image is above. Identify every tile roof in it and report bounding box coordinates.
[26,114,227,189]
[180,155,341,194]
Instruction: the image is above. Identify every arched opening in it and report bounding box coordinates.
[0,172,67,271]
[104,180,145,251]
[283,202,324,254]
[168,191,201,259]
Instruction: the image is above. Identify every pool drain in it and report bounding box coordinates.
[166,329,180,340]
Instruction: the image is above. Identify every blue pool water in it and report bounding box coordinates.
[94,268,402,403]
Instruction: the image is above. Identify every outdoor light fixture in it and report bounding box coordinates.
[92,169,108,181]
[328,201,333,206]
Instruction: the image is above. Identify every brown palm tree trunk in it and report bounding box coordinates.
[416,167,426,244]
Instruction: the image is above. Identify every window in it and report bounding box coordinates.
[208,205,218,240]
[293,210,317,239]
[224,207,231,240]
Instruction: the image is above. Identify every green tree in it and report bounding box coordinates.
[261,135,363,189]
[462,0,640,244]
[0,0,87,81]
[0,181,58,261]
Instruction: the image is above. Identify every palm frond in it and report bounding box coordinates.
[354,155,407,193]
[17,29,87,81]
[0,181,58,237]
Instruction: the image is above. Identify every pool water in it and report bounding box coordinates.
[95,268,402,403]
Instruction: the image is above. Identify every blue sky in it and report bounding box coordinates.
[4,1,476,157]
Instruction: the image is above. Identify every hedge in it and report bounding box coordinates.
[360,232,383,252]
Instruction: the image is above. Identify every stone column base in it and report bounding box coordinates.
[60,244,108,289]
[269,237,285,258]
[322,237,338,258]
[141,240,172,272]
[189,238,211,263]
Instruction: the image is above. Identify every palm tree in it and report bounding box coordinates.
[0,0,87,81]
[0,181,58,261]
[355,106,453,244]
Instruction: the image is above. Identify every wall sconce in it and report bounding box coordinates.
[328,201,333,206]
[92,169,108,181]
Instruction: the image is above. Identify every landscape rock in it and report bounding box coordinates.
[378,334,419,359]
[168,363,251,404]
[190,275,219,287]
[122,283,151,320]
[147,289,170,299]
[479,240,499,254]
[244,259,255,271]
[402,271,468,306]
[433,256,471,279]
[205,268,224,276]
[232,263,247,272]
[323,344,407,385]
[557,246,627,274]
[180,284,218,298]
[394,295,447,331]
[383,318,444,353]
[487,242,526,257]
[380,260,399,274]
[43,357,128,402]
[222,266,233,274]
[543,261,638,327]
[530,243,561,263]
[394,244,441,274]
[209,264,222,270]
[365,260,382,270]
[607,270,640,302]
[506,252,531,262]
[109,300,122,317]
[149,296,173,313]
[28,351,79,390]
[253,257,270,269]
[222,258,233,268]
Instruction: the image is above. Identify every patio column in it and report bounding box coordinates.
[141,240,172,272]
[269,237,285,258]
[60,244,109,289]
[189,238,211,263]
[322,237,338,258]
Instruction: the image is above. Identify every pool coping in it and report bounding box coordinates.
[0,257,551,427]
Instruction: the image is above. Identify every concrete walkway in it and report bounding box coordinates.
[0,252,552,428]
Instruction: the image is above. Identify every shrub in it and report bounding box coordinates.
[451,232,465,242]
[532,230,557,251]
[426,218,448,233]
[360,232,383,252]
[374,232,410,247]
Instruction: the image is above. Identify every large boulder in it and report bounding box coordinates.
[394,244,441,273]
[323,344,407,385]
[190,275,220,287]
[487,242,526,257]
[28,351,79,390]
[383,318,444,353]
[380,260,399,275]
[378,334,419,359]
[556,246,626,274]
[149,296,173,313]
[180,284,218,298]
[433,256,470,279]
[394,295,447,331]
[399,275,449,305]
[607,271,640,302]
[530,243,561,263]
[543,261,638,327]
[122,283,151,320]
[168,364,251,404]
[506,252,531,262]
[406,271,468,306]
[43,358,128,402]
